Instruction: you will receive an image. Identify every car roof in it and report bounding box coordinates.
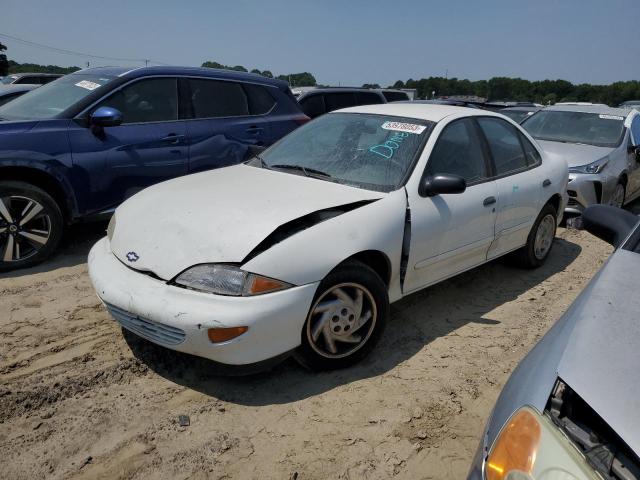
[73,66,289,88]
[337,102,503,122]
[544,104,631,116]
[300,87,383,94]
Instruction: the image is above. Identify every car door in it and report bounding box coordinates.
[68,77,188,214]
[181,77,274,173]
[403,118,498,293]
[477,117,546,259]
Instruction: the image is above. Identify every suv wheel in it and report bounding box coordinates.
[0,181,63,272]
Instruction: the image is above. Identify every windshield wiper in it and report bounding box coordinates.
[270,164,333,179]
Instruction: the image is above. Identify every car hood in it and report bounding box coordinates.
[109,164,385,280]
[0,119,40,134]
[556,249,640,454]
[535,140,613,168]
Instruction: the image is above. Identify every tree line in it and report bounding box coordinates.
[389,77,640,106]
[201,60,316,87]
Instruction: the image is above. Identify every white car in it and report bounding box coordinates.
[88,104,568,371]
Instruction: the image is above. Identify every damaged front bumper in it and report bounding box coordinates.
[566,172,618,214]
[88,237,319,366]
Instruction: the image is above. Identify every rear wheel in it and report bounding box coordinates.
[511,203,557,269]
[294,261,388,371]
[0,181,63,272]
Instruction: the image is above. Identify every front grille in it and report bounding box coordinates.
[105,302,186,346]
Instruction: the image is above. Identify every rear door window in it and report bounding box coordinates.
[355,91,384,105]
[324,92,357,112]
[382,91,410,102]
[187,78,249,118]
[477,117,528,176]
[631,115,640,146]
[244,83,275,115]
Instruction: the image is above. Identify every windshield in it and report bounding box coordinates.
[0,73,116,120]
[522,110,625,147]
[258,112,434,192]
[1,76,17,85]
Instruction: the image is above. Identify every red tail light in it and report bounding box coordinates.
[294,115,311,125]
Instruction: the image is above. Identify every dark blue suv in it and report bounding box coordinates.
[0,66,308,271]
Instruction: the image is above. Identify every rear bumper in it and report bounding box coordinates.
[88,237,319,366]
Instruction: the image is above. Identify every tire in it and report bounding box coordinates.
[511,203,557,269]
[293,260,389,371]
[609,182,626,209]
[0,181,64,272]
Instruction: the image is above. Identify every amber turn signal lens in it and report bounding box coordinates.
[486,408,541,480]
[247,275,289,295]
[207,326,248,343]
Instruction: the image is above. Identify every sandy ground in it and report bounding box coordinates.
[0,219,622,479]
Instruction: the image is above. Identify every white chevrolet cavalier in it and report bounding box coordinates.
[89,104,568,371]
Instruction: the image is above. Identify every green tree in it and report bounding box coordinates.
[277,72,316,87]
[261,70,273,78]
[0,42,8,77]
[362,83,381,89]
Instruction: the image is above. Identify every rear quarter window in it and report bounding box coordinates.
[244,83,276,115]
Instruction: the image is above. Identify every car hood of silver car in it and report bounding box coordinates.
[554,248,640,454]
[536,139,613,168]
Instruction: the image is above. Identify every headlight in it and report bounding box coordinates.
[107,215,116,241]
[568,156,609,174]
[485,407,600,480]
[174,264,292,296]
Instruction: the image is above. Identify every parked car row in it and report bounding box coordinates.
[0,66,309,270]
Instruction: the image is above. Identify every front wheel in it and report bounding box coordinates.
[608,182,626,209]
[0,181,64,272]
[294,261,389,371]
[511,203,557,269]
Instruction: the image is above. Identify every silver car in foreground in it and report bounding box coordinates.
[523,105,640,214]
[467,204,640,480]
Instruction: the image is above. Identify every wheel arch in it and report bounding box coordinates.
[339,250,392,287]
[0,165,77,222]
[545,193,563,219]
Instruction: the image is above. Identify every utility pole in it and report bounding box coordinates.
[145,59,149,67]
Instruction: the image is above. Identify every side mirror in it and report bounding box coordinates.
[582,204,639,248]
[419,174,467,197]
[90,106,122,127]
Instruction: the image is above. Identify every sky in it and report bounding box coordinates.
[1,0,639,87]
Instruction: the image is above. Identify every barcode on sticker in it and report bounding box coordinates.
[75,80,101,91]
[381,121,426,134]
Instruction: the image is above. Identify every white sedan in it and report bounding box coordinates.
[88,104,568,371]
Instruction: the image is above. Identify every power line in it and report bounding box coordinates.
[0,32,170,65]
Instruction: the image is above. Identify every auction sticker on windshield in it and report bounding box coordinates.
[381,121,427,135]
[75,80,102,91]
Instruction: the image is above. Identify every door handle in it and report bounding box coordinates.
[483,196,497,206]
[160,134,185,145]
[542,179,551,187]
[246,126,264,134]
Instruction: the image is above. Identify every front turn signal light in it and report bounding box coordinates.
[486,408,541,480]
[245,274,291,295]
[208,326,248,343]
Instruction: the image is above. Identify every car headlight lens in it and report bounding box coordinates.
[174,264,292,296]
[485,407,600,480]
[107,215,116,241]
[568,156,609,174]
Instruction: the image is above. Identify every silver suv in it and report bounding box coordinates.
[522,105,640,214]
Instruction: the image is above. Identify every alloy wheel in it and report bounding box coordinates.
[306,282,378,359]
[0,195,52,263]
